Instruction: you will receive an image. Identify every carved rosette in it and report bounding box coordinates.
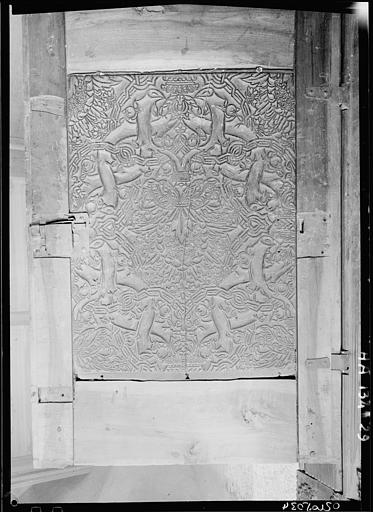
[68,71,296,379]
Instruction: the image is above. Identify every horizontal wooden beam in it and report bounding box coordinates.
[74,380,297,466]
[65,6,294,73]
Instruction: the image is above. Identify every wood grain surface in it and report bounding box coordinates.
[65,6,294,73]
[30,258,72,391]
[74,380,297,466]
[25,13,66,98]
[341,13,361,501]
[24,12,74,470]
[296,11,343,491]
[31,403,73,469]
[24,13,68,223]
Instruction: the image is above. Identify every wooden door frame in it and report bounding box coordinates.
[295,10,360,500]
[21,6,360,500]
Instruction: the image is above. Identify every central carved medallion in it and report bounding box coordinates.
[68,71,296,379]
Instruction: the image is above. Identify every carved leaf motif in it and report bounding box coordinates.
[147,89,164,99]
[68,71,296,379]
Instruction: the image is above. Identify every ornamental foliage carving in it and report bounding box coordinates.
[68,71,296,379]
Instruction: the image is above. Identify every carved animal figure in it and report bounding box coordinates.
[116,269,146,292]
[75,263,100,286]
[210,296,231,352]
[136,300,156,354]
[220,237,274,293]
[197,297,257,350]
[97,149,118,207]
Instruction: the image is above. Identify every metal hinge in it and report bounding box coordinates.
[305,350,351,374]
[330,352,351,372]
[30,213,89,257]
[305,83,350,110]
[297,211,331,258]
[305,85,331,100]
[38,386,73,403]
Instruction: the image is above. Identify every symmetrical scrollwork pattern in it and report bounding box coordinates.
[68,71,296,378]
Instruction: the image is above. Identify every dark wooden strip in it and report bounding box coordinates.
[26,13,66,98]
[23,13,73,469]
[24,14,68,221]
[296,10,343,491]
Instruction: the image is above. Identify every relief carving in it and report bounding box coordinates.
[68,71,296,378]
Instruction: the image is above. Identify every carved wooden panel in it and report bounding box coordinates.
[68,71,296,379]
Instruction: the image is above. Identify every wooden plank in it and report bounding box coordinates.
[341,13,360,501]
[65,6,294,73]
[25,13,66,98]
[297,471,345,501]
[31,403,73,469]
[24,13,68,223]
[30,258,72,391]
[296,11,342,490]
[74,380,296,466]
[28,110,68,222]
[24,13,73,470]
[297,259,342,465]
[29,260,73,468]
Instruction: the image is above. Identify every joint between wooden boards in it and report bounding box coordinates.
[297,255,328,260]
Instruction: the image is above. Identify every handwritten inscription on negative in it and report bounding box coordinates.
[68,71,296,379]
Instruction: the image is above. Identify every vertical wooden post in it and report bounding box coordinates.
[23,13,73,468]
[341,13,360,500]
[296,11,343,491]
[24,13,68,223]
